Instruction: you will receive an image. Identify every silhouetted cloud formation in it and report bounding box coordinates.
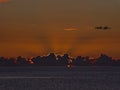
[95,26,111,30]
[0,53,120,66]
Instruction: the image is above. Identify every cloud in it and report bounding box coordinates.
[95,26,111,30]
[64,27,78,31]
[0,0,11,3]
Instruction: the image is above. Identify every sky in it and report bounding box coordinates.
[0,0,120,58]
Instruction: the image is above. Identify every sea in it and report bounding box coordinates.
[0,66,120,90]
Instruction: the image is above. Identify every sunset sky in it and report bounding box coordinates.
[0,0,120,58]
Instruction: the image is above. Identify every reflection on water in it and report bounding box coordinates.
[0,66,120,90]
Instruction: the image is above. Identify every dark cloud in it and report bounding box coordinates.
[95,26,111,30]
[0,0,11,3]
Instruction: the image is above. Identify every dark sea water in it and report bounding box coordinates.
[0,66,120,90]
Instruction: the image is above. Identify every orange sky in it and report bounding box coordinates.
[0,0,120,58]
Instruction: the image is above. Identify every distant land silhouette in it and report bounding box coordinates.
[0,53,120,66]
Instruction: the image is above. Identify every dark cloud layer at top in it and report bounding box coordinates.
[0,0,11,3]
